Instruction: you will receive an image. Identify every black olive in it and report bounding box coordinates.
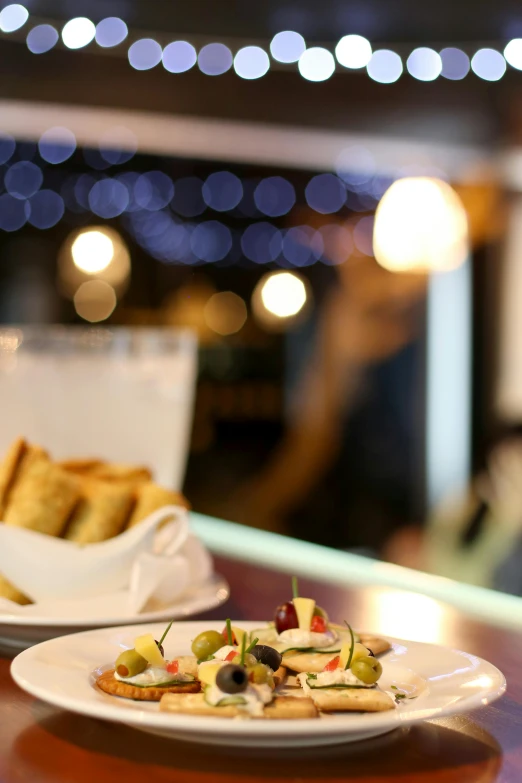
[366,648,375,657]
[155,640,165,657]
[215,664,248,694]
[250,645,282,672]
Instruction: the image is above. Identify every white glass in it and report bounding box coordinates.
[0,326,197,489]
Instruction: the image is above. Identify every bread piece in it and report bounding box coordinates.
[160,692,318,719]
[3,449,80,535]
[0,437,27,518]
[64,478,135,544]
[127,482,190,528]
[0,574,31,604]
[306,687,395,712]
[96,669,200,701]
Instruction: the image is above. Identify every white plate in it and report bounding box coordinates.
[0,577,229,649]
[11,620,506,748]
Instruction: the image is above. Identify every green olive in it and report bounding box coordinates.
[191,630,224,660]
[248,663,271,684]
[115,649,148,678]
[350,656,382,685]
[231,653,257,668]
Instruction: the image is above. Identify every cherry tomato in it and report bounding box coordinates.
[274,602,298,633]
[311,615,327,633]
[225,650,237,662]
[166,660,179,674]
[323,656,340,672]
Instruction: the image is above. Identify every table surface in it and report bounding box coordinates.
[1,556,522,783]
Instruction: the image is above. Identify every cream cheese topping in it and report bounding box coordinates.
[205,683,273,716]
[212,645,237,661]
[278,628,338,648]
[297,668,371,693]
[115,665,192,686]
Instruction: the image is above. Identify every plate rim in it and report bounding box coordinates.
[10,621,507,739]
[0,574,229,628]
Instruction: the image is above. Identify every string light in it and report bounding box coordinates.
[26,24,58,54]
[367,50,403,83]
[162,41,197,73]
[233,46,270,79]
[504,39,522,70]
[270,31,305,63]
[335,35,372,69]
[61,17,95,49]
[0,4,28,33]
[471,48,506,81]
[95,17,128,48]
[298,47,336,81]
[406,48,442,81]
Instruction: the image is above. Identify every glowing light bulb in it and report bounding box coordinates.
[335,35,372,69]
[373,177,468,273]
[260,271,307,317]
[62,17,95,49]
[71,229,115,274]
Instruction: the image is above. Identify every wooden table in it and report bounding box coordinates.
[1,556,521,783]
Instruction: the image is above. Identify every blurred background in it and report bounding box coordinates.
[2,0,522,594]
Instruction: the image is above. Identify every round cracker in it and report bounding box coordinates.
[308,687,395,712]
[96,669,200,701]
[282,636,391,673]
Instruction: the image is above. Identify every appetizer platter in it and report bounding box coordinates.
[11,579,506,748]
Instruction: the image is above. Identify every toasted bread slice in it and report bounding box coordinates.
[64,478,135,544]
[96,669,200,701]
[160,692,318,719]
[306,687,395,712]
[0,437,27,518]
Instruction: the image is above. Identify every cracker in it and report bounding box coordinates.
[0,437,27,518]
[127,483,190,528]
[282,636,391,674]
[306,687,395,712]
[160,693,318,719]
[96,669,200,701]
[3,450,80,536]
[64,478,135,544]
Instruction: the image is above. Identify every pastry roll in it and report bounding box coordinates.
[64,478,135,544]
[0,437,27,518]
[127,482,189,528]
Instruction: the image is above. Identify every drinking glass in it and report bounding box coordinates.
[0,326,197,489]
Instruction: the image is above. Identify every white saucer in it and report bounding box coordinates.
[0,576,229,649]
[10,620,506,747]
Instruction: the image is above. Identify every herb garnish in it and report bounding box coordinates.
[344,622,355,670]
[292,576,299,599]
[225,618,233,646]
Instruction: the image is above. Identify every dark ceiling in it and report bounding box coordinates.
[21,0,522,45]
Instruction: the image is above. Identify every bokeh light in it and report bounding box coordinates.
[162,40,197,73]
[135,171,174,210]
[234,46,270,79]
[38,126,76,163]
[128,38,162,70]
[61,17,95,49]
[198,43,233,76]
[353,215,374,255]
[190,220,232,261]
[171,176,205,217]
[5,161,42,199]
[335,35,372,69]
[74,280,117,323]
[471,48,506,81]
[305,173,346,214]
[373,177,468,273]
[270,31,305,63]
[318,223,353,265]
[406,48,442,81]
[204,291,247,335]
[88,178,129,217]
[26,24,58,54]
[95,17,128,48]
[27,190,64,229]
[254,176,296,216]
[0,194,27,231]
[99,126,138,165]
[0,4,28,33]
[298,47,336,81]
[72,229,114,273]
[0,135,16,164]
[260,271,307,317]
[282,226,323,267]
[504,39,522,70]
[74,173,97,209]
[336,145,376,186]
[202,171,243,211]
[367,49,403,83]
[241,222,282,263]
[440,47,470,80]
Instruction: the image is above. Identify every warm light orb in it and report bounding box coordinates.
[373,177,468,273]
[260,271,307,317]
[74,280,117,323]
[204,291,247,335]
[71,229,115,274]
